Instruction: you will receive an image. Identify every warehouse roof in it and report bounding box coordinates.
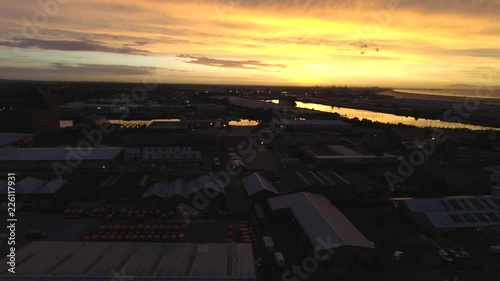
[399,196,500,229]
[0,242,256,280]
[143,175,225,199]
[268,192,374,250]
[0,146,124,161]
[242,173,280,196]
[0,177,67,195]
[0,133,33,147]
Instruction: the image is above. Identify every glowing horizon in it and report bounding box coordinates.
[0,0,499,88]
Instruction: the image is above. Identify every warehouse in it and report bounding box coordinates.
[142,175,225,208]
[0,242,256,280]
[0,132,34,147]
[0,177,67,210]
[398,196,500,238]
[302,145,398,170]
[0,146,124,172]
[242,173,280,201]
[270,119,353,132]
[267,192,375,271]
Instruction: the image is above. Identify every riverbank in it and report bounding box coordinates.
[295,90,500,129]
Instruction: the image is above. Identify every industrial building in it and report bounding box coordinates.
[124,146,211,174]
[397,196,500,238]
[0,177,67,210]
[142,174,225,206]
[302,145,398,169]
[242,173,280,201]
[0,146,124,172]
[270,119,353,132]
[267,192,375,271]
[73,114,107,128]
[0,242,256,280]
[0,92,59,133]
[0,132,34,147]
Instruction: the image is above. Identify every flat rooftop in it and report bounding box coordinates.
[0,132,33,147]
[0,146,123,161]
[0,242,256,280]
[306,145,397,160]
[399,196,500,229]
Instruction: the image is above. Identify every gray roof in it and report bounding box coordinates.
[0,146,123,161]
[400,196,500,229]
[0,133,33,147]
[0,242,256,280]
[143,175,225,199]
[268,192,374,250]
[0,177,67,194]
[11,177,46,194]
[242,173,280,196]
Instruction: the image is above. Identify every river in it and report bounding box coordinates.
[265,100,500,131]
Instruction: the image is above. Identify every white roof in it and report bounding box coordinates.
[268,192,374,250]
[143,175,225,199]
[0,133,33,147]
[0,146,124,161]
[0,242,256,279]
[400,197,500,229]
[242,173,280,196]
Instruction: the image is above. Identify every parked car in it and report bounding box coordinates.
[274,252,285,267]
[438,250,454,263]
[392,250,404,261]
[448,247,470,258]
[489,245,500,254]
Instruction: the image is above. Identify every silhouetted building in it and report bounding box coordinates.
[0,90,59,133]
[0,242,256,280]
[0,133,34,147]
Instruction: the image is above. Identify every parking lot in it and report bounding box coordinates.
[341,206,500,273]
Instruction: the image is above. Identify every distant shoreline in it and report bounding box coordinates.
[380,90,500,106]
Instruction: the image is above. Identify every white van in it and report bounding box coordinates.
[274,252,285,267]
[489,245,500,254]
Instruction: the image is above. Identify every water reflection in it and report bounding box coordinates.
[229,119,260,126]
[266,100,500,131]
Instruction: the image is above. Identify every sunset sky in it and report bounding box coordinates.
[0,0,499,87]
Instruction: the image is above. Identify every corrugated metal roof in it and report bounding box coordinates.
[268,192,374,250]
[0,146,123,161]
[143,175,225,199]
[242,173,280,196]
[0,133,33,147]
[0,242,256,280]
[400,196,500,229]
